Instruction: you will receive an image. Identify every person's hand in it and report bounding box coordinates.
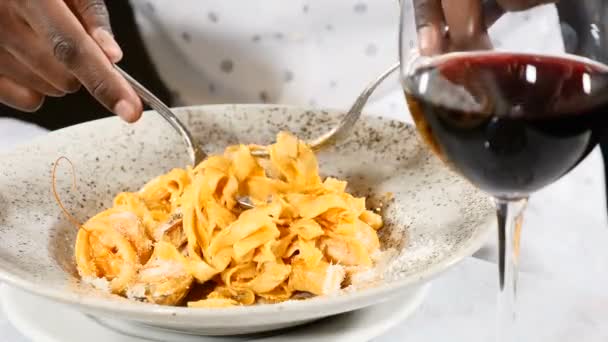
[413,0,558,55]
[0,0,142,121]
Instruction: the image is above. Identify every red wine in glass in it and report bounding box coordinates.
[403,51,608,340]
[405,52,608,198]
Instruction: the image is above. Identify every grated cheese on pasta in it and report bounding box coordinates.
[74,132,383,307]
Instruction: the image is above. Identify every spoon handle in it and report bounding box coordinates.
[114,65,206,164]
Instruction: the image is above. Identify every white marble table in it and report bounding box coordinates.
[2,93,608,341]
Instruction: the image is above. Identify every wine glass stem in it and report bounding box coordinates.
[495,197,528,342]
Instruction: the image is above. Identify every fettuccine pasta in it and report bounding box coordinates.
[74,132,383,307]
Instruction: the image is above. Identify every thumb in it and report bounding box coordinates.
[442,0,492,51]
[413,0,448,56]
[68,0,123,63]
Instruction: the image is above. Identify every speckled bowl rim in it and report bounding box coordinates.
[0,104,495,319]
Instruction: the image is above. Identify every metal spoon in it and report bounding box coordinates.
[114,65,256,208]
[114,65,207,164]
[115,62,400,207]
[251,61,401,157]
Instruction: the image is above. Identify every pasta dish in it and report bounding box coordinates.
[73,132,383,307]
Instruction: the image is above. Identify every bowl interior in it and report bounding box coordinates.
[0,104,494,319]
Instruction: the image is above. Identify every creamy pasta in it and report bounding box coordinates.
[74,132,383,307]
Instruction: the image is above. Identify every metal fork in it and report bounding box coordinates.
[251,62,401,157]
[114,62,400,208]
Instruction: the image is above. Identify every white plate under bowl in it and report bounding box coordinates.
[0,104,494,335]
[2,283,430,342]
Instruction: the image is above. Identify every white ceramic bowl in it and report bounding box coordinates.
[0,105,494,335]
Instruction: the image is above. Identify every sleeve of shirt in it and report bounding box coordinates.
[555,2,608,60]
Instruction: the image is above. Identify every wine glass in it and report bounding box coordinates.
[399,1,608,340]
